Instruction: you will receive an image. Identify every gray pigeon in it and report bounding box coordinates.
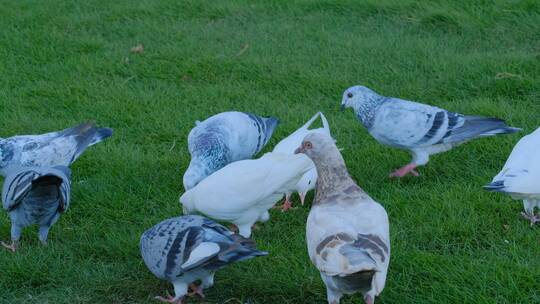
[0,122,113,176]
[183,111,279,190]
[140,215,268,304]
[1,165,71,252]
[295,133,390,304]
[341,85,520,177]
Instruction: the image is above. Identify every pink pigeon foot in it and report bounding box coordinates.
[1,241,17,252]
[520,212,539,226]
[389,163,419,178]
[154,290,184,304]
[188,284,205,298]
[229,225,239,233]
[281,198,293,212]
[364,295,374,304]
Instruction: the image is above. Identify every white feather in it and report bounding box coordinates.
[180,152,313,237]
[272,112,332,201]
[491,127,540,198]
[181,242,221,270]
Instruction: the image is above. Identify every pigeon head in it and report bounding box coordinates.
[294,133,343,167]
[183,161,209,191]
[340,85,386,129]
[295,169,317,205]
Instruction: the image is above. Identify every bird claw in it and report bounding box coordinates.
[1,241,17,252]
[389,164,419,178]
[154,290,183,303]
[520,212,539,226]
[188,283,205,298]
[281,199,293,212]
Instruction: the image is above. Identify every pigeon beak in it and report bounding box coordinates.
[340,104,346,112]
[294,146,304,154]
[299,192,306,205]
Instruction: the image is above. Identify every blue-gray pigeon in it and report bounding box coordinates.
[0,122,113,176]
[140,215,267,303]
[183,111,279,190]
[1,165,71,252]
[341,85,520,177]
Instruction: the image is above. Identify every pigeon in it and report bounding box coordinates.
[484,127,540,225]
[183,111,279,190]
[0,122,113,176]
[1,165,71,252]
[295,133,390,304]
[180,152,313,237]
[140,215,267,304]
[341,85,521,177]
[272,112,332,211]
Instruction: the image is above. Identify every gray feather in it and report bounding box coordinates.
[140,215,267,282]
[2,166,71,243]
[0,122,113,176]
[183,111,279,190]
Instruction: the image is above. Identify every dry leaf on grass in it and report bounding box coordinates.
[495,72,522,79]
[130,44,144,53]
[236,43,249,56]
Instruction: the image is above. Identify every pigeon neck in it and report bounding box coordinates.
[354,95,387,129]
[312,158,358,204]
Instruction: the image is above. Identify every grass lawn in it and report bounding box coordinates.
[1,0,539,303]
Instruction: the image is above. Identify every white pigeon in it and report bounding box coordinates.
[295,133,390,304]
[183,111,279,190]
[180,152,313,237]
[272,112,332,211]
[140,215,267,304]
[484,127,540,225]
[341,85,520,178]
[0,122,113,176]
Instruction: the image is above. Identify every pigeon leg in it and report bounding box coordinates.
[364,295,374,304]
[154,293,184,304]
[389,163,419,178]
[520,211,539,226]
[155,282,187,303]
[1,240,18,252]
[187,283,205,298]
[281,194,293,212]
[38,226,51,246]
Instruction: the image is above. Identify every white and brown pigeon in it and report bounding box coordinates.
[140,215,267,304]
[183,111,279,190]
[180,152,313,237]
[295,133,390,304]
[0,122,113,176]
[484,127,540,225]
[273,111,332,211]
[341,85,520,177]
[1,165,71,252]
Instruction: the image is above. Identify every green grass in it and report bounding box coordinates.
[0,0,539,303]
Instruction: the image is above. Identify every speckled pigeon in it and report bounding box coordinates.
[140,215,267,304]
[0,122,113,176]
[1,165,71,252]
[183,111,279,190]
[341,85,520,177]
[295,133,390,304]
[485,127,540,225]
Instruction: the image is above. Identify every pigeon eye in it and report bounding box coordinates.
[305,142,313,149]
[347,92,353,98]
